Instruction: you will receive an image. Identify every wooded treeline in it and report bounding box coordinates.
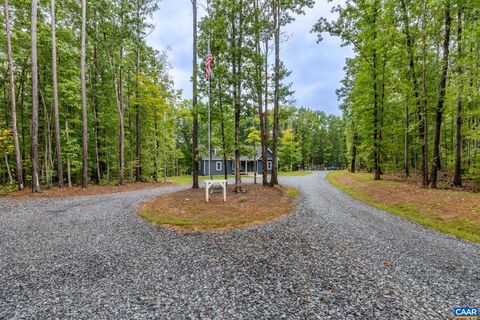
[316,0,479,188]
[0,0,185,192]
[192,0,346,189]
[1,0,346,193]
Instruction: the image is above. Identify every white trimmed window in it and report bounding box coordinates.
[267,161,272,170]
[216,161,222,171]
[232,162,235,171]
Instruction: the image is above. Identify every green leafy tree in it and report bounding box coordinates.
[279,128,300,171]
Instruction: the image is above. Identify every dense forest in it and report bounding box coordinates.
[0,0,182,192]
[315,0,479,188]
[0,0,346,192]
[7,0,476,193]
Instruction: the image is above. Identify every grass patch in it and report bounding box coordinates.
[328,171,480,243]
[166,175,193,186]
[286,187,301,198]
[0,184,16,196]
[279,171,313,177]
[139,183,296,231]
[140,210,194,226]
[167,175,235,186]
[1,181,172,199]
[168,171,312,186]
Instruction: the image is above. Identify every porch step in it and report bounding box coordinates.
[239,172,256,176]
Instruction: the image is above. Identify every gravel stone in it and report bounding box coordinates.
[0,172,479,319]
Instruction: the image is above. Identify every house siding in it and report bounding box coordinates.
[256,149,274,174]
[200,160,273,175]
[257,160,273,174]
[201,160,223,176]
[200,160,234,176]
[198,148,274,176]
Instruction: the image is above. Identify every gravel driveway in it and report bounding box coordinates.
[1,172,479,319]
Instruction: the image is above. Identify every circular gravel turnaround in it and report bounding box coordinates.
[0,172,479,319]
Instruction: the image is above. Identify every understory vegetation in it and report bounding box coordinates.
[0,0,345,193]
[316,0,480,188]
[1,0,478,194]
[328,171,480,243]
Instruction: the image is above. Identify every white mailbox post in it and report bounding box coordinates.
[204,180,227,202]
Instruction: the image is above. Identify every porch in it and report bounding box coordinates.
[234,160,258,175]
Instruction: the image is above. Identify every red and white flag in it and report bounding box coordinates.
[205,51,214,81]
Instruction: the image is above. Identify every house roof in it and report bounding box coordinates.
[201,146,273,161]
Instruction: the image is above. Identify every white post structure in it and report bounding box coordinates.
[205,180,227,203]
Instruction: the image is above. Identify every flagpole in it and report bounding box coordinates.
[208,53,212,180]
[207,0,212,180]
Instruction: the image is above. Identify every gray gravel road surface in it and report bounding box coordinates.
[0,172,479,319]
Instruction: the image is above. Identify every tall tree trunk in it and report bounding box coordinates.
[400,0,420,178]
[92,14,101,184]
[91,98,101,183]
[270,0,280,186]
[420,0,429,186]
[112,59,125,186]
[31,0,40,192]
[379,58,386,175]
[264,35,269,131]
[51,0,63,187]
[154,107,159,182]
[468,64,476,166]
[404,99,410,177]
[80,0,88,188]
[4,0,24,190]
[191,0,199,189]
[65,119,72,187]
[239,0,244,187]
[171,106,178,178]
[4,82,8,129]
[5,156,13,184]
[254,0,268,186]
[40,88,53,187]
[218,83,228,181]
[234,91,241,188]
[474,118,478,164]
[135,1,142,182]
[453,7,463,187]
[351,130,357,173]
[264,36,270,185]
[162,111,167,183]
[372,2,381,181]
[430,3,451,188]
[19,64,26,172]
[119,46,125,185]
[233,0,243,190]
[372,61,380,181]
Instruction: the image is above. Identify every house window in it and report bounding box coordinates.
[216,161,222,171]
[267,161,272,170]
[232,162,235,171]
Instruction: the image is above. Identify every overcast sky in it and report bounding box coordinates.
[145,0,352,116]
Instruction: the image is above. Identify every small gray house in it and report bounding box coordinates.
[198,147,275,176]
